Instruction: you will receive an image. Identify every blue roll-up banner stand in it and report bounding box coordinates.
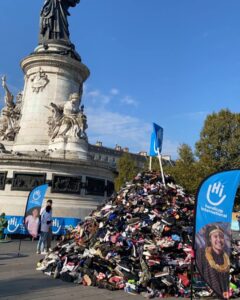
[194,169,240,299]
[17,184,49,256]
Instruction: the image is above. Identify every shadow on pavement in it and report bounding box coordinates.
[0,276,72,297]
[0,253,28,260]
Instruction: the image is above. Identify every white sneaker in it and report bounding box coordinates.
[36,265,47,271]
[36,251,40,254]
[41,251,48,255]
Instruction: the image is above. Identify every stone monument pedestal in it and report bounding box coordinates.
[49,137,89,160]
[12,52,89,155]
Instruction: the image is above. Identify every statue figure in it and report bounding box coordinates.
[79,105,88,139]
[39,0,80,44]
[14,92,23,118]
[0,77,23,141]
[48,102,64,140]
[47,92,88,141]
[2,76,14,109]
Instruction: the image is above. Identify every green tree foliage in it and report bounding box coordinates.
[165,109,240,201]
[114,153,139,191]
[196,109,240,171]
[165,144,202,194]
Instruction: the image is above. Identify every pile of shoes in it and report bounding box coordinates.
[229,240,240,298]
[36,172,240,298]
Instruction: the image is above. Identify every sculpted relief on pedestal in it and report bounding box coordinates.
[47,92,88,142]
[31,68,49,93]
[0,76,23,141]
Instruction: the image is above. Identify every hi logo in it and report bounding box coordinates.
[206,181,226,206]
[52,218,62,235]
[153,140,158,154]
[153,130,163,154]
[32,190,41,202]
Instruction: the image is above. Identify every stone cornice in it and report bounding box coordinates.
[0,155,115,173]
[21,54,90,82]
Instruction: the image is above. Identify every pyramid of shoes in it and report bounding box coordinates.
[37,172,240,298]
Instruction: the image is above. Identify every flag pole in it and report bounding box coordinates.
[18,188,32,257]
[149,156,152,171]
[157,148,165,186]
[190,256,194,300]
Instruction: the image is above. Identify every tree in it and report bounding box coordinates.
[195,109,240,172]
[160,109,240,202]
[165,144,202,194]
[114,153,139,191]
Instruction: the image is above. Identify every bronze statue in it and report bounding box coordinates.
[39,0,80,44]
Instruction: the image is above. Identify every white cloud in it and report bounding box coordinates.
[83,87,178,158]
[84,87,139,108]
[110,88,119,96]
[84,89,113,106]
[86,106,178,158]
[86,89,101,98]
[121,95,138,107]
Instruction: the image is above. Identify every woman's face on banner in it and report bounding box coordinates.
[210,231,225,254]
[32,208,39,218]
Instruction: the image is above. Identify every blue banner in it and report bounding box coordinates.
[194,169,240,299]
[51,217,81,235]
[24,184,48,238]
[25,184,49,215]
[5,215,81,235]
[149,123,163,156]
[5,216,26,235]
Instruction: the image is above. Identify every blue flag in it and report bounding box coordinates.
[149,123,163,156]
[194,169,240,299]
[24,184,48,238]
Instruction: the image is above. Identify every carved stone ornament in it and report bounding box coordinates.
[47,92,88,142]
[85,177,105,196]
[52,174,82,194]
[11,173,46,191]
[0,76,23,141]
[31,68,49,93]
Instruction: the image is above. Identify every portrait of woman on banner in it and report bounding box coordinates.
[195,223,230,299]
[25,207,40,238]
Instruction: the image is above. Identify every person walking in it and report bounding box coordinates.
[40,199,53,252]
[37,205,52,254]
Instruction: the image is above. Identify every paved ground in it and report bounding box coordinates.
[0,239,186,300]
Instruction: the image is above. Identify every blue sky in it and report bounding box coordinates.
[0,1,240,158]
